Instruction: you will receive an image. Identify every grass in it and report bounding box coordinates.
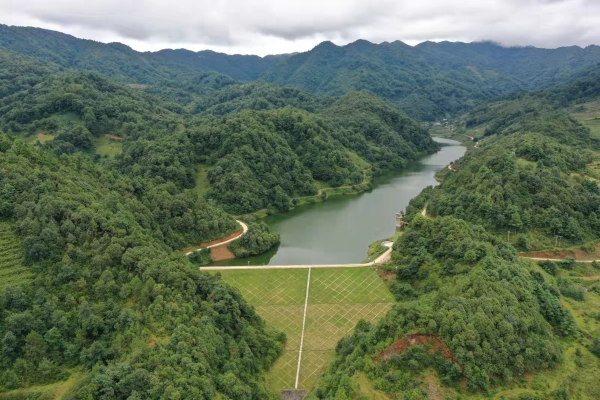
[571,100,600,139]
[356,372,391,400]
[94,136,122,158]
[308,268,394,304]
[215,267,394,392]
[0,370,85,400]
[0,221,32,290]
[195,164,211,197]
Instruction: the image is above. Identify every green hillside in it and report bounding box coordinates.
[309,65,600,400]
[0,51,438,214]
[0,133,283,398]
[262,40,600,120]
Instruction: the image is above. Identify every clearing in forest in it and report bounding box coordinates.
[0,221,31,290]
[215,267,394,392]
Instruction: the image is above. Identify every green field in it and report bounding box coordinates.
[0,221,31,290]
[216,267,394,392]
[94,136,123,158]
[571,100,600,139]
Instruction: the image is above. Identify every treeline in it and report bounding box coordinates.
[0,133,283,398]
[310,217,569,398]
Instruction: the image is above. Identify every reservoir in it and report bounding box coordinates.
[212,137,466,266]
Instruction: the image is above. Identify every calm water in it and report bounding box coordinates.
[212,138,465,266]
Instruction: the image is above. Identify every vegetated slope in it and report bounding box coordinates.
[310,67,600,400]
[0,133,283,398]
[262,40,600,120]
[0,24,287,83]
[0,50,437,215]
[405,69,600,249]
[310,217,572,398]
[185,93,438,214]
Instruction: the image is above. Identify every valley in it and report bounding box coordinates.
[1,22,600,400]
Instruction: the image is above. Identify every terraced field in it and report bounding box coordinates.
[215,267,394,393]
[0,221,31,289]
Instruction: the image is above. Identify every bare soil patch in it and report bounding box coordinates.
[520,248,599,261]
[375,334,457,364]
[104,134,124,141]
[526,372,534,386]
[210,244,235,262]
[148,339,155,347]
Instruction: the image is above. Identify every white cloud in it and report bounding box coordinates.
[1,0,599,55]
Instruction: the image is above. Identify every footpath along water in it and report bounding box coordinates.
[211,138,466,266]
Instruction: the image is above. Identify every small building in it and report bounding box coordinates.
[396,212,406,229]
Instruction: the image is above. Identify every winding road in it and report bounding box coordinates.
[185,220,248,256]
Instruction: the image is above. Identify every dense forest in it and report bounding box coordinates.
[2,22,600,399]
[262,40,600,120]
[404,69,600,248]
[0,50,438,214]
[0,133,285,398]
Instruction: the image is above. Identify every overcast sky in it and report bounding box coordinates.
[1,0,599,56]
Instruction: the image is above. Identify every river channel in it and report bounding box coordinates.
[211,138,466,266]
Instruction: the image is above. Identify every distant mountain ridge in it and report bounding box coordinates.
[0,24,291,82]
[1,24,600,120]
[261,39,600,119]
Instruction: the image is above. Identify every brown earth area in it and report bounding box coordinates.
[526,372,534,386]
[182,229,242,254]
[520,248,600,261]
[375,334,457,365]
[210,244,235,262]
[36,133,46,139]
[104,134,124,141]
[148,339,155,347]
[376,268,396,286]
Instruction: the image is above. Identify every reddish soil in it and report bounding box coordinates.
[583,275,600,280]
[520,246,600,261]
[182,229,243,254]
[526,372,534,386]
[148,339,155,347]
[210,244,235,262]
[104,134,124,141]
[375,334,458,365]
[36,133,46,139]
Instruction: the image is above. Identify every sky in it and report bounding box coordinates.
[1,0,600,56]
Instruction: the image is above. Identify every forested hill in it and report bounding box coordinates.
[309,66,600,400]
[262,40,600,120]
[0,49,438,215]
[0,133,285,398]
[0,24,288,82]
[406,66,600,249]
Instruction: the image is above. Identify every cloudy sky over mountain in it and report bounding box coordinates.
[1,0,599,55]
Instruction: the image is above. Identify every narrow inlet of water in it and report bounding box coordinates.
[211,138,466,266]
